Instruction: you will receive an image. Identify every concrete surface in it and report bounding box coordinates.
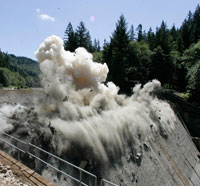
[107,109,200,186]
[0,89,200,186]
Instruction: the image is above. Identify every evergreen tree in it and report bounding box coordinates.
[176,35,184,53]
[103,15,130,92]
[97,40,101,51]
[0,52,10,68]
[93,39,101,51]
[103,41,113,74]
[0,51,3,67]
[147,27,156,50]
[155,21,171,54]
[63,4,200,98]
[191,5,200,43]
[180,11,193,49]
[63,22,78,52]
[126,41,152,84]
[103,39,107,47]
[129,24,135,41]
[137,24,143,42]
[76,21,92,52]
[170,24,177,41]
[168,25,178,51]
[143,30,147,42]
[150,46,174,85]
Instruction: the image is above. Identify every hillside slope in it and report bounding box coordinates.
[0,51,40,88]
[9,54,40,87]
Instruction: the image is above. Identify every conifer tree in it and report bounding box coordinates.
[104,14,130,91]
[93,39,101,51]
[137,24,143,42]
[180,11,193,49]
[0,51,3,67]
[63,22,78,52]
[147,27,156,50]
[76,21,92,52]
[170,24,177,41]
[155,21,171,54]
[176,35,184,53]
[129,24,135,41]
[191,5,200,43]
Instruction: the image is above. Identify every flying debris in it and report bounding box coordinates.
[0,35,198,186]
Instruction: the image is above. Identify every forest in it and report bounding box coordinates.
[0,52,40,88]
[63,4,200,103]
[0,4,200,103]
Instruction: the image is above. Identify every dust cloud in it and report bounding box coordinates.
[0,36,178,177]
[33,35,176,162]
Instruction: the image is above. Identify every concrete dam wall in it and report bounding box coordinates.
[0,88,199,186]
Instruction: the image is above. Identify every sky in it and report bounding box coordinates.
[0,0,199,60]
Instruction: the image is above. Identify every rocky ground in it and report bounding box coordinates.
[0,156,31,186]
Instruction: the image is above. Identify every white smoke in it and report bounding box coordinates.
[33,35,176,162]
[35,35,117,100]
[0,104,25,133]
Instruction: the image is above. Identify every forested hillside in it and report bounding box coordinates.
[0,52,40,88]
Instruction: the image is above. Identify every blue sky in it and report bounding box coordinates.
[0,0,199,60]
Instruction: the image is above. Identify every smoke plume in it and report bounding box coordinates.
[33,35,176,162]
[0,104,25,133]
[0,36,179,184]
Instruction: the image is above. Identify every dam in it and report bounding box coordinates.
[0,88,199,186]
[0,35,199,186]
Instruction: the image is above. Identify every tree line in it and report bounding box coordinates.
[0,51,40,88]
[63,4,200,103]
[0,4,199,101]
[64,21,100,53]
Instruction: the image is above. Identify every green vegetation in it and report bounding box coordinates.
[1,4,200,105]
[0,68,26,88]
[0,52,40,88]
[9,54,40,87]
[64,21,94,52]
[63,4,200,103]
[177,92,191,101]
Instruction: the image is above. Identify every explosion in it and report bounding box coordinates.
[33,35,176,162]
[0,35,179,184]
